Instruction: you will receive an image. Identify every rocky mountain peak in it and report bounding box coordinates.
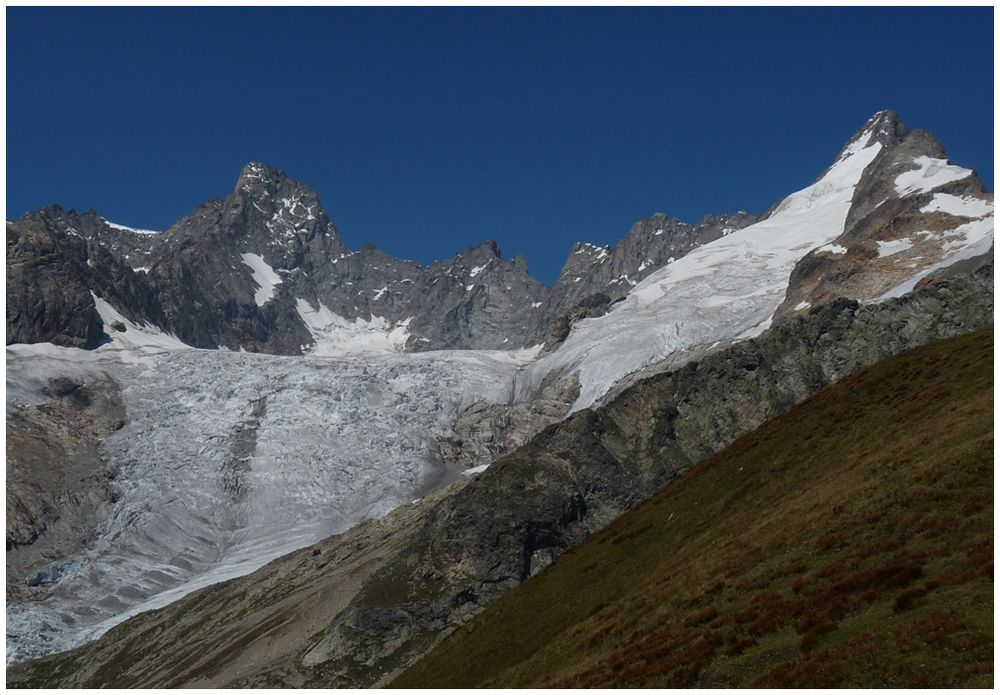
[219,163,346,263]
[226,163,332,230]
[439,239,503,271]
[469,238,502,258]
[774,112,991,322]
[831,110,909,166]
[862,109,908,145]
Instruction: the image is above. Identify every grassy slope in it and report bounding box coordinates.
[394,329,994,688]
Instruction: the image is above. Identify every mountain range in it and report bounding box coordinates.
[5,110,994,686]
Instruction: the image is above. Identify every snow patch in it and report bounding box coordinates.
[920,193,992,219]
[240,253,283,306]
[91,293,189,352]
[877,215,994,300]
[102,219,161,235]
[894,156,972,196]
[819,243,848,255]
[876,238,914,257]
[462,463,491,476]
[295,299,411,356]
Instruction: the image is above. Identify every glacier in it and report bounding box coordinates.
[5,340,536,663]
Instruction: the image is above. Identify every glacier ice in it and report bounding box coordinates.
[5,342,534,663]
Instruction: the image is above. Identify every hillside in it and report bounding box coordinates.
[394,329,994,688]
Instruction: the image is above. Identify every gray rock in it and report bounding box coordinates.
[9,162,761,354]
[439,371,580,471]
[6,377,126,587]
[6,219,164,348]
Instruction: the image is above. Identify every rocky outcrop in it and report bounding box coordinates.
[439,372,580,471]
[540,293,616,354]
[6,376,126,589]
[24,205,163,265]
[6,220,104,348]
[9,258,991,688]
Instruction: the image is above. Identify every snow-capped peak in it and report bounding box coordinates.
[516,119,885,411]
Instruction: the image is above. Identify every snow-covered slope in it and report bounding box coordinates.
[5,342,535,663]
[516,123,884,411]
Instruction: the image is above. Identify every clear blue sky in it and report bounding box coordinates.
[7,7,993,284]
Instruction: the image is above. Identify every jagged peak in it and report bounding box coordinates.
[224,162,340,245]
[838,109,909,159]
[238,161,283,182]
[458,238,501,259]
[233,162,305,196]
[231,163,329,209]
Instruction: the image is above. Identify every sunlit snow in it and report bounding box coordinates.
[514,127,884,411]
[894,156,972,196]
[920,192,993,219]
[102,219,161,235]
[878,215,994,300]
[296,299,413,355]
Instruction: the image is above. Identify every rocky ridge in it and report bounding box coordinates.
[9,165,755,355]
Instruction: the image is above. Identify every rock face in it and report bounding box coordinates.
[8,258,991,689]
[6,219,165,348]
[439,372,581,471]
[8,163,755,354]
[6,376,125,587]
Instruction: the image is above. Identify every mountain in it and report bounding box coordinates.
[8,165,756,354]
[9,113,988,363]
[6,262,992,687]
[775,110,994,319]
[5,110,994,677]
[394,329,994,688]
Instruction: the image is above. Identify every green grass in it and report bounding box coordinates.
[393,329,994,688]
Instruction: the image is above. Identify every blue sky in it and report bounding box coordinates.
[7,7,993,284]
